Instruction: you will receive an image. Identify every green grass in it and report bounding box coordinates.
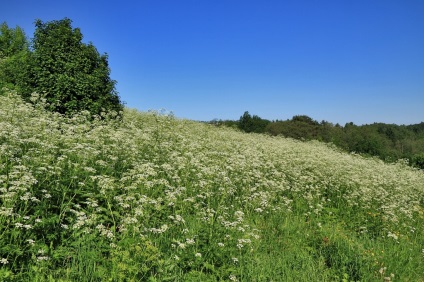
[1,89,424,281]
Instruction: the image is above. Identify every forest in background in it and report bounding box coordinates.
[211,112,424,169]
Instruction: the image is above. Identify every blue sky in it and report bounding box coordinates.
[2,0,423,125]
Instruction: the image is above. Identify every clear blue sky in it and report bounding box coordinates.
[2,0,424,125]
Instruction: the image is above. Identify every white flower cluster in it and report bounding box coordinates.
[1,89,423,278]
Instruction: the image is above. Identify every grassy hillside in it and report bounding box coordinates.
[216,113,424,169]
[1,89,424,281]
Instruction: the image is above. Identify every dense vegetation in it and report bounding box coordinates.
[213,111,424,169]
[1,89,423,281]
[1,16,423,282]
[0,19,123,117]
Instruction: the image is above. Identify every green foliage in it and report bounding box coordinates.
[0,18,123,118]
[265,115,321,140]
[412,153,424,169]
[0,22,31,92]
[0,22,28,57]
[28,18,123,117]
[238,111,253,132]
[312,232,365,281]
[238,111,270,133]
[107,237,163,281]
[230,111,424,169]
[292,114,319,126]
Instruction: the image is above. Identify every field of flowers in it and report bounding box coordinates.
[1,89,423,281]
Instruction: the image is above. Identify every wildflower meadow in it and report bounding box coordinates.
[0,89,423,281]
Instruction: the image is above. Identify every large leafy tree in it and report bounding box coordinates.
[28,18,123,116]
[0,18,123,117]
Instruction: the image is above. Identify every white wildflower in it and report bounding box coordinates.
[0,207,13,216]
[26,239,35,246]
[106,231,114,239]
[387,231,398,240]
[236,238,252,249]
[31,197,40,202]
[37,256,50,261]
[186,238,195,245]
[234,210,244,219]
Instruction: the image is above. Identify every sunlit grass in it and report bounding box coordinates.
[1,89,423,281]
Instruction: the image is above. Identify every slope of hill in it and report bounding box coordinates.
[1,89,423,281]
[218,112,424,169]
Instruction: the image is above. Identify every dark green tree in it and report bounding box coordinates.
[25,18,123,116]
[292,115,319,126]
[238,111,270,133]
[412,153,424,169]
[239,111,254,132]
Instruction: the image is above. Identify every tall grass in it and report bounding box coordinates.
[1,89,423,281]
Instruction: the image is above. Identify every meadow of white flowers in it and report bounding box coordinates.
[0,89,423,281]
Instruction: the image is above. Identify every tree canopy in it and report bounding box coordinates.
[238,111,270,133]
[0,18,123,117]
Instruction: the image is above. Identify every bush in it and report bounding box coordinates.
[412,153,424,169]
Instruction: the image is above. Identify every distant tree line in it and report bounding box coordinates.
[0,18,123,118]
[211,111,424,169]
